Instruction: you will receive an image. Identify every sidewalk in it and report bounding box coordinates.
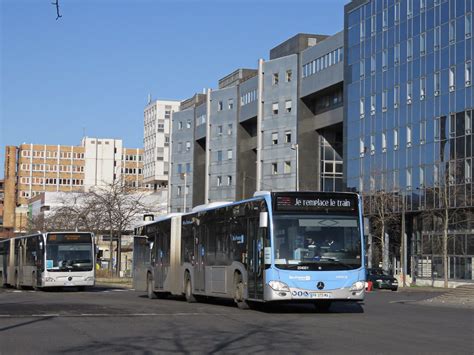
[96,277,133,289]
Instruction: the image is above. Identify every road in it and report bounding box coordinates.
[0,286,472,354]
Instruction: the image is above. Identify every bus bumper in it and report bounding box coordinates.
[42,275,95,287]
[264,284,365,302]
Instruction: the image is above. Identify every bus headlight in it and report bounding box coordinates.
[45,277,56,282]
[268,281,290,292]
[350,281,365,291]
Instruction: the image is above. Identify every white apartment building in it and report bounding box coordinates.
[143,99,181,189]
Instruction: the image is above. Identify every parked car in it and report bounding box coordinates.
[366,268,398,291]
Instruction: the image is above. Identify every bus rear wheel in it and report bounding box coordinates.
[233,273,249,310]
[147,273,157,299]
[185,276,196,303]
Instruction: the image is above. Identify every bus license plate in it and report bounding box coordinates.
[310,292,331,299]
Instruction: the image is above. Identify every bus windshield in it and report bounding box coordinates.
[46,234,93,272]
[273,214,361,271]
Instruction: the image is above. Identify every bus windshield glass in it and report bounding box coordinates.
[273,214,361,271]
[46,234,93,272]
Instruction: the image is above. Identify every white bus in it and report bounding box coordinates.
[0,232,96,290]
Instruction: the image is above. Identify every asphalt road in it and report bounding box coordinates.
[0,286,472,354]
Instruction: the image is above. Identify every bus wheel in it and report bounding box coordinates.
[147,273,157,299]
[314,301,332,313]
[185,275,196,303]
[233,273,249,310]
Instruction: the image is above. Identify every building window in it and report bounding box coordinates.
[434,26,441,50]
[272,102,279,115]
[218,101,223,111]
[217,176,222,186]
[406,167,412,189]
[284,161,291,174]
[186,163,191,173]
[360,20,365,39]
[370,134,375,154]
[272,163,278,175]
[407,0,412,17]
[285,131,291,143]
[394,86,400,108]
[360,98,365,118]
[178,121,183,130]
[371,15,376,35]
[185,141,191,151]
[420,77,426,100]
[382,132,387,152]
[407,81,413,104]
[434,164,439,186]
[420,33,426,55]
[217,150,222,162]
[370,94,376,115]
[394,43,400,65]
[449,20,456,43]
[371,55,376,74]
[382,49,387,71]
[228,98,234,110]
[466,13,472,38]
[272,132,278,145]
[420,0,426,10]
[177,186,182,196]
[466,61,472,87]
[227,124,233,136]
[407,38,413,61]
[186,120,191,129]
[177,164,182,174]
[217,125,223,135]
[394,2,400,23]
[466,159,472,182]
[420,120,426,144]
[449,66,455,91]
[406,125,412,147]
[286,70,292,82]
[434,72,440,95]
[227,175,232,186]
[177,142,182,153]
[382,8,388,29]
[394,128,399,150]
[360,59,365,79]
[449,114,456,137]
[420,166,425,187]
[272,73,279,85]
[466,110,472,133]
[285,100,292,113]
[359,137,365,157]
[227,149,232,160]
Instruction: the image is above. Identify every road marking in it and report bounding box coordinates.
[0,313,231,318]
[389,300,418,304]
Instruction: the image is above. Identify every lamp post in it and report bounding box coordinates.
[291,143,299,191]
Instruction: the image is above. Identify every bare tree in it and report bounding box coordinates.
[51,0,62,20]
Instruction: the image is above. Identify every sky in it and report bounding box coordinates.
[0,0,346,176]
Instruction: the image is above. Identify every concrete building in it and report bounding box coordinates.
[143,99,181,190]
[344,0,473,284]
[169,33,345,212]
[3,138,147,233]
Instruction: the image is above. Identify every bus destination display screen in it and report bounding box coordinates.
[274,194,357,213]
[47,233,92,244]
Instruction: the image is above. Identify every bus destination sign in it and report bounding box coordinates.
[274,195,357,212]
[47,233,92,244]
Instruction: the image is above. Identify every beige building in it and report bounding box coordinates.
[3,138,147,233]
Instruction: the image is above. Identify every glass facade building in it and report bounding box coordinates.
[344,0,473,282]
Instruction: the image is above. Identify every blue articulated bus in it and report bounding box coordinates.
[133,191,365,310]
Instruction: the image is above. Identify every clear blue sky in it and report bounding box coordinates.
[0,0,346,176]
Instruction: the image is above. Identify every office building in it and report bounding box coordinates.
[344,0,473,283]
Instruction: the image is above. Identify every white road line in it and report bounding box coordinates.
[389,300,418,304]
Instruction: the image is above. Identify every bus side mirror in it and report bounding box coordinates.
[259,212,268,228]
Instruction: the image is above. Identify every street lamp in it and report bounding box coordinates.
[291,143,299,191]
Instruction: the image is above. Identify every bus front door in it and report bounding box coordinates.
[247,218,264,300]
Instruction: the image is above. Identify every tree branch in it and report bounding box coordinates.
[51,0,62,20]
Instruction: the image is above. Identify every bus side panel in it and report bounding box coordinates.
[7,240,17,286]
[132,236,150,292]
[167,215,182,295]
